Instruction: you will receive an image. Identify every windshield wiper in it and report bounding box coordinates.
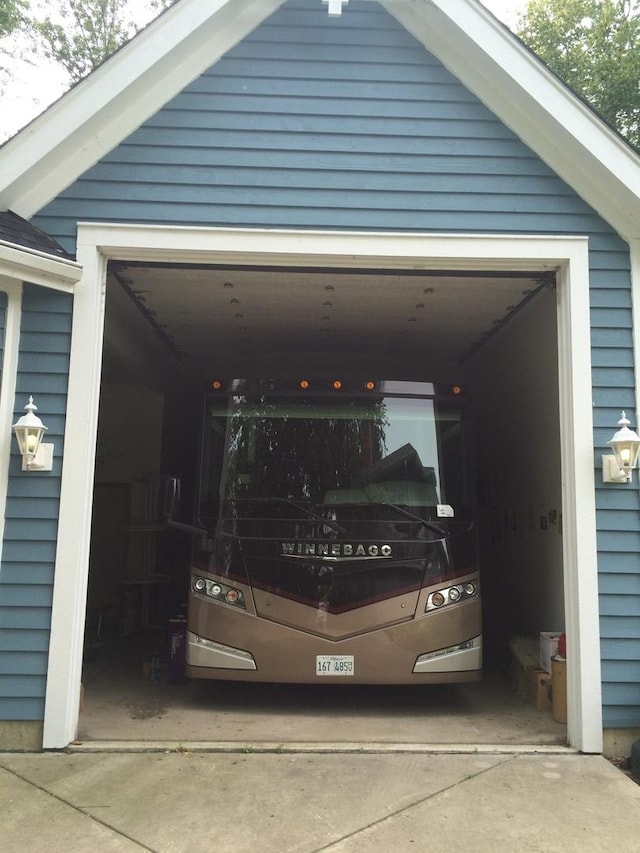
[262,497,346,534]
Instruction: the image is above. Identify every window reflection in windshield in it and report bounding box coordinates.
[199,390,468,523]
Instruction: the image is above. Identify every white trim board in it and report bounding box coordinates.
[0,280,23,554]
[44,224,601,752]
[0,242,82,292]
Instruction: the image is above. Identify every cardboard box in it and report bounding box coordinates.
[509,636,539,696]
[527,668,553,712]
[540,632,561,673]
[552,657,567,723]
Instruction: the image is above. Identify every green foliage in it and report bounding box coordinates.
[0,0,27,39]
[517,0,640,149]
[31,0,138,82]
[0,0,28,90]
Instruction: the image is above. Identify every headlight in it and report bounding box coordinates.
[426,579,479,612]
[192,575,246,609]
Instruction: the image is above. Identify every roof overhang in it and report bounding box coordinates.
[0,241,82,292]
[0,0,639,242]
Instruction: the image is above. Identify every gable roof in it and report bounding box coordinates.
[1,0,640,242]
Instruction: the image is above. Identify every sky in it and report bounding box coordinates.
[483,0,528,25]
[0,0,528,142]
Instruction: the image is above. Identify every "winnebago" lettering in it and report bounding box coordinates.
[280,542,393,559]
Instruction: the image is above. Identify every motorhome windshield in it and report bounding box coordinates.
[198,382,469,525]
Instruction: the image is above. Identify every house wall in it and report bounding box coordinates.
[0,285,71,738]
[30,0,638,728]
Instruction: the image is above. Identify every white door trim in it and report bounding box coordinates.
[0,280,23,552]
[43,225,601,752]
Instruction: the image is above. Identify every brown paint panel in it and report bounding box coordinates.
[187,587,481,685]
[252,586,419,639]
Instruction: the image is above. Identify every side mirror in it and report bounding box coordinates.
[158,475,206,536]
[161,475,181,521]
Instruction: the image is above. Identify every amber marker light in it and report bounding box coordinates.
[452,385,462,395]
[300,380,310,389]
[333,380,342,390]
[365,381,376,391]
[211,380,223,390]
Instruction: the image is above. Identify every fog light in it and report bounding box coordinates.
[463,582,477,597]
[448,586,461,603]
[194,577,206,592]
[211,584,222,597]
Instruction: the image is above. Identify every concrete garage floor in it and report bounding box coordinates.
[77,634,566,748]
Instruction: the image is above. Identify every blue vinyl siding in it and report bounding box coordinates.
[0,284,72,721]
[35,1,623,248]
[31,0,639,728]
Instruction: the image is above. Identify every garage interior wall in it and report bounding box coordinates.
[466,285,563,658]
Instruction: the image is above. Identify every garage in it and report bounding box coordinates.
[5,0,638,754]
[71,226,591,749]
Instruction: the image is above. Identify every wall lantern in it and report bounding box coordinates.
[602,411,640,484]
[12,396,53,471]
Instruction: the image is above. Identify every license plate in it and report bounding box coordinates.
[316,654,354,676]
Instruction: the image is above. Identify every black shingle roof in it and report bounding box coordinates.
[0,211,72,259]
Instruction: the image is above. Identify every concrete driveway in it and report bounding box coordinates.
[2,748,639,852]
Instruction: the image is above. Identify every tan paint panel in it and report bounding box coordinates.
[252,587,419,639]
[187,593,481,685]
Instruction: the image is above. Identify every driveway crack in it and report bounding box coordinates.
[311,754,518,852]
[1,763,156,852]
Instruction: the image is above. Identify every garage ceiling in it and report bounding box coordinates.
[108,264,550,380]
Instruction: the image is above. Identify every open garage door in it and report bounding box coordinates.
[45,228,599,751]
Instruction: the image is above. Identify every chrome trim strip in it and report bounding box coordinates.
[280,553,392,562]
[412,636,482,674]
[186,630,257,670]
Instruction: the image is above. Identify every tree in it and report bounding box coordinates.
[30,0,140,82]
[516,0,640,149]
[0,0,27,39]
[29,0,178,84]
[0,0,28,91]
[149,0,175,11]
